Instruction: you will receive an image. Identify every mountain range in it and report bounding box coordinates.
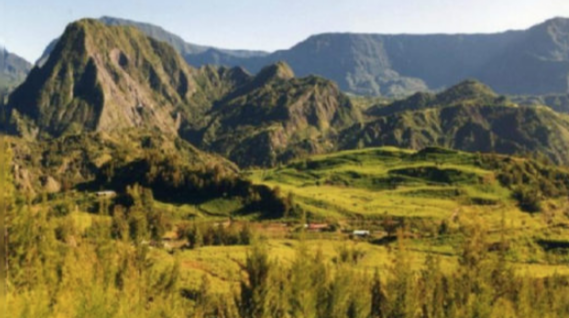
[32,16,569,98]
[36,16,268,67]
[5,18,569,173]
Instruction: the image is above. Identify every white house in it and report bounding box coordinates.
[352,230,370,237]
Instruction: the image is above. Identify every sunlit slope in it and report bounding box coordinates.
[248,147,568,222]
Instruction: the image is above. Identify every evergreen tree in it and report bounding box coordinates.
[128,207,149,244]
[239,242,272,318]
[289,242,319,318]
[112,205,129,241]
[371,270,388,318]
[388,228,418,318]
[0,138,13,309]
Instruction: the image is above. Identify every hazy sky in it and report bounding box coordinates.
[0,0,568,62]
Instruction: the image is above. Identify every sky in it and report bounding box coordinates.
[0,0,568,62]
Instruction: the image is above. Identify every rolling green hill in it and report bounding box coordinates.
[343,80,569,165]
[248,146,569,221]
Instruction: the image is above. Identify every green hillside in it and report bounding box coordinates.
[186,62,361,167]
[345,80,569,165]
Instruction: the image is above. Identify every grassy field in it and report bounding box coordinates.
[247,147,517,221]
[240,147,569,269]
[43,146,569,298]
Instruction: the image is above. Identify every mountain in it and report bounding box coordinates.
[0,47,32,93]
[228,30,524,96]
[366,80,506,117]
[342,80,569,165]
[11,18,569,168]
[189,17,569,97]
[36,16,569,97]
[477,17,569,95]
[7,19,362,168]
[37,16,268,67]
[7,19,216,138]
[183,62,361,167]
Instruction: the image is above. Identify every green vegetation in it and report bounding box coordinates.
[4,17,569,317]
[7,19,569,168]
[4,137,569,316]
[186,62,361,167]
[345,80,569,165]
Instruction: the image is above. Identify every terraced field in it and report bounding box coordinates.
[249,147,515,221]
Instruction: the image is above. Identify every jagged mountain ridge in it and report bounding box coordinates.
[6,20,363,168]
[8,19,569,168]
[36,16,569,97]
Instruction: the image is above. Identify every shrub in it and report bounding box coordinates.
[512,186,542,213]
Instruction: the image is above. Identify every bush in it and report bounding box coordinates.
[512,186,542,213]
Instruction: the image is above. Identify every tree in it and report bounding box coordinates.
[187,223,203,249]
[238,242,272,318]
[112,205,129,241]
[129,208,149,244]
[289,243,319,318]
[371,270,388,318]
[388,228,417,318]
[0,138,13,312]
[148,209,169,242]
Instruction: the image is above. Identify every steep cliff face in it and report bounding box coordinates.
[8,19,201,138]
[189,18,569,97]
[477,18,569,95]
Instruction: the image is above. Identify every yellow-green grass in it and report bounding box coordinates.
[151,237,569,296]
[243,146,569,268]
[248,147,525,223]
[153,198,245,220]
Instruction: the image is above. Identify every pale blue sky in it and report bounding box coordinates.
[0,0,568,62]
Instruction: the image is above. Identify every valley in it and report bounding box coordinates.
[2,14,569,318]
